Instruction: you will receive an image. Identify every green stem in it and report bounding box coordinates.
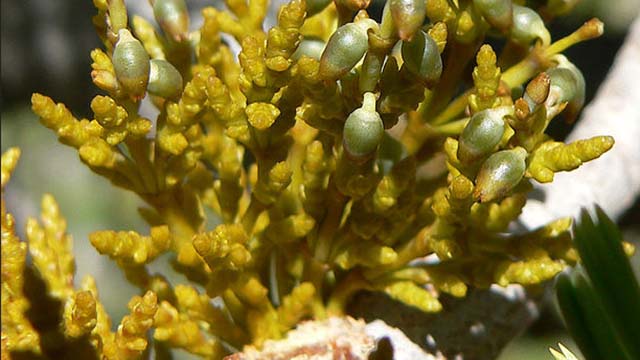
[241,196,266,234]
[433,117,470,135]
[326,270,371,315]
[420,40,480,123]
[303,258,328,319]
[143,189,203,267]
[313,180,347,262]
[379,1,395,40]
[430,91,471,125]
[125,138,158,193]
[501,55,543,88]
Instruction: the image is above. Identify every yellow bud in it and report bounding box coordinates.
[245,102,281,130]
[79,138,116,168]
[277,283,316,328]
[115,291,158,357]
[132,15,166,59]
[428,22,448,53]
[265,214,316,243]
[450,174,474,199]
[1,147,20,188]
[254,161,293,205]
[108,0,128,34]
[90,227,170,265]
[91,49,119,92]
[91,95,128,128]
[495,249,564,286]
[528,136,614,183]
[455,10,479,44]
[158,128,189,155]
[383,281,442,312]
[193,224,251,271]
[64,291,98,338]
[336,242,398,269]
[426,0,454,23]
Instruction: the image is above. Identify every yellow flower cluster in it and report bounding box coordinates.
[2,0,634,358]
[2,149,41,355]
[2,150,157,358]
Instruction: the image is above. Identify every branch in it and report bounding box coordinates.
[520,15,640,229]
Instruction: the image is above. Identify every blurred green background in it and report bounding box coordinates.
[1,0,638,358]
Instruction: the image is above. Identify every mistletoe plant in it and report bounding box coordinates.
[1,0,633,358]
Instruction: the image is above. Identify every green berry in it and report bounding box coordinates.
[343,92,385,158]
[401,30,443,86]
[153,0,190,42]
[292,38,326,61]
[319,20,377,80]
[390,0,426,40]
[548,55,586,121]
[474,147,527,202]
[510,5,550,46]
[113,29,150,99]
[147,59,183,99]
[458,107,511,164]
[474,0,513,31]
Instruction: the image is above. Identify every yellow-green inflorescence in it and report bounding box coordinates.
[1,0,632,358]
